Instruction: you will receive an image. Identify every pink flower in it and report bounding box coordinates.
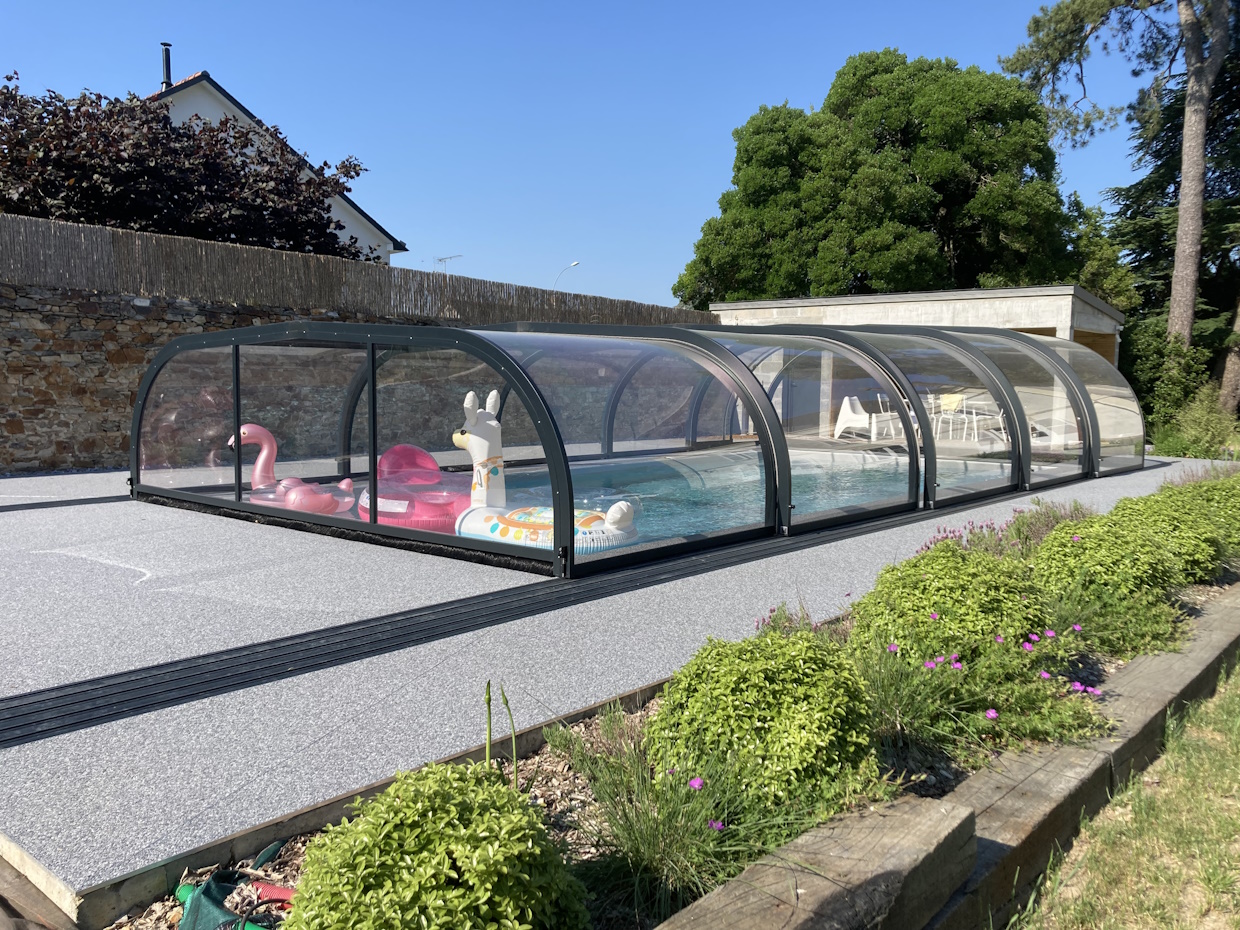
[1073,624,1082,632]
[930,612,940,620]
[708,819,725,831]
[1072,534,1081,542]
[951,662,962,669]
[667,767,676,775]
[888,643,899,653]
[995,635,1004,643]
[1040,670,1051,679]
[689,777,704,790]
[1071,682,1085,692]
[985,708,998,720]
[1020,594,1027,600]
[1029,633,1040,642]
[1022,642,1034,651]
[951,654,959,661]
[1086,687,1101,695]
[1045,630,1055,638]
[925,660,937,668]
[936,656,946,662]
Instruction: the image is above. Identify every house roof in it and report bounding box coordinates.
[151,71,407,253]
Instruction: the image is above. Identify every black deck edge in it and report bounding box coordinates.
[0,495,130,515]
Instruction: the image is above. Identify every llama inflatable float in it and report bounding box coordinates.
[452,390,638,552]
[228,424,355,515]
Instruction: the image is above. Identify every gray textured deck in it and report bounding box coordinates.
[0,459,1205,894]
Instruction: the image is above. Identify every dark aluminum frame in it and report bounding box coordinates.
[132,321,789,578]
[686,326,923,523]
[132,320,1145,578]
[944,328,1103,480]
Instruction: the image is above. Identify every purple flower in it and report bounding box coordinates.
[1029,633,1041,642]
[1086,687,1101,695]
[930,612,940,620]
[936,656,946,663]
[1022,642,1034,652]
[1045,630,1056,638]
[667,767,676,775]
[1040,671,1051,679]
[1073,624,1082,632]
[951,662,963,669]
[985,708,999,720]
[1020,594,1027,600]
[951,654,959,661]
[708,819,725,831]
[1071,682,1085,692]
[924,660,937,669]
[844,591,852,598]
[1072,534,1081,542]
[888,643,899,653]
[689,777,704,790]
[995,635,1004,643]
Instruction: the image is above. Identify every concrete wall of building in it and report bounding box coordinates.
[710,286,1124,364]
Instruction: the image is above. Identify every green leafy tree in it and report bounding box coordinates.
[673,50,1077,311]
[1002,0,1231,348]
[0,72,377,260]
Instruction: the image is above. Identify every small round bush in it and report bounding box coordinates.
[1157,474,1240,553]
[285,763,589,930]
[848,542,1052,662]
[643,632,874,810]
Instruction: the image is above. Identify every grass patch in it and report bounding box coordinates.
[1009,662,1240,930]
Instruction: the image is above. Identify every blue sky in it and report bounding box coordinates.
[2,1,1154,306]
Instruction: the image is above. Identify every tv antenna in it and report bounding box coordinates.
[434,254,462,274]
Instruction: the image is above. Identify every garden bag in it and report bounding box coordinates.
[178,870,277,930]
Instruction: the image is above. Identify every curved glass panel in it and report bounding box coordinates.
[949,333,1087,483]
[237,342,370,523]
[477,330,771,560]
[695,331,914,524]
[137,346,234,493]
[850,332,1016,497]
[357,345,551,539]
[1031,335,1145,472]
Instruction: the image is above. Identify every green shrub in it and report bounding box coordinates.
[849,542,1053,662]
[1033,497,1223,601]
[1045,583,1182,659]
[643,632,876,810]
[285,763,589,930]
[545,705,826,926]
[1156,473,1240,553]
[1152,426,1193,458]
[1169,382,1240,460]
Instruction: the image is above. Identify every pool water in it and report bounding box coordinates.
[502,447,1010,555]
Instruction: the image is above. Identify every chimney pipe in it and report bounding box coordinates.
[160,43,172,91]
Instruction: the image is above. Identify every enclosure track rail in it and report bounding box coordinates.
[0,473,1160,750]
[0,494,130,514]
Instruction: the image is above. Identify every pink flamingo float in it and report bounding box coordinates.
[356,443,471,533]
[228,423,356,515]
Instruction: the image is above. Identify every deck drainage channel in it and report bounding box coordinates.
[0,476,1106,749]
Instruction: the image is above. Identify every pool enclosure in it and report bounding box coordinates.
[130,321,1144,577]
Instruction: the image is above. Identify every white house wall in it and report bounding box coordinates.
[160,83,395,264]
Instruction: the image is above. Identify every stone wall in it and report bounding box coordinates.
[0,282,397,473]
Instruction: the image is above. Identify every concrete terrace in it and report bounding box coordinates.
[0,459,1207,903]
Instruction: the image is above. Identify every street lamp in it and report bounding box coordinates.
[552,261,580,292]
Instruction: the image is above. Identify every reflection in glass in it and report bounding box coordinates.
[1031,336,1145,472]
[849,332,1016,498]
[236,344,366,522]
[697,331,914,523]
[950,333,1086,483]
[138,347,234,493]
[478,331,771,559]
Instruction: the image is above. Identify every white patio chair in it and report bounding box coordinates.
[834,395,871,440]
